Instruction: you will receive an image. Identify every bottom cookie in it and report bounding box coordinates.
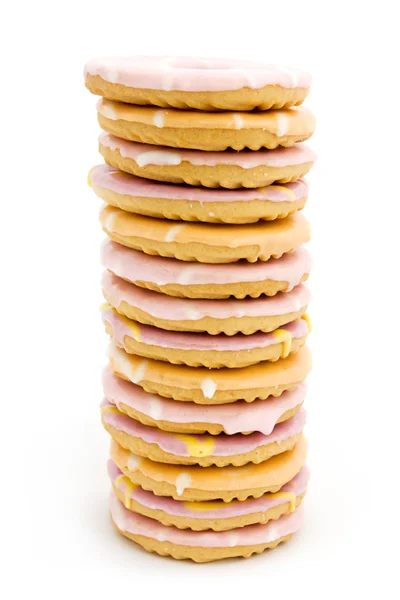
[110,491,303,562]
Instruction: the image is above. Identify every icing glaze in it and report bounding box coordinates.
[108,460,309,518]
[101,304,308,351]
[103,368,307,435]
[101,400,306,457]
[110,491,304,547]
[89,164,308,203]
[97,98,315,135]
[85,56,311,92]
[107,343,312,396]
[101,269,311,321]
[111,434,307,492]
[100,205,310,254]
[101,240,311,288]
[99,133,317,169]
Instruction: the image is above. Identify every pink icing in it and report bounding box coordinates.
[108,460,309,519]
[101,240,311,288]
[102,306,308,351]
[103,369,307,436]
[100,133,317,169]
[85,56,311,92]
[90,164,308,203]
[109,491,304,548]
[101,269,310,321]
[101,401,306,457]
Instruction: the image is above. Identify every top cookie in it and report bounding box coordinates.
[84,56,311,111]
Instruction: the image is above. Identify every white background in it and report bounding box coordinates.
[2,1,400,597]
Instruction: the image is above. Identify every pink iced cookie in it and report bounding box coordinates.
[101,239,311,301]
[89,164,309,224]
[109,491,304,562]
[99,133,316,188]
[101,266,311,336]
[108,459,309,531]
[101,397,306,467]
[103,368,307,435]
[85,56,311,111]
[101,302,310,367]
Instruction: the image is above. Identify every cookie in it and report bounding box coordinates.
[97,98,315,151]
[101,399,306,467]
[99,133,316,188]
[110,490,304,562]
[100,205,310,263]
[89,165,308,224]
[101,304,309,367]
[101,239,311,299]
[102,269,311,335]
[85,57,311,111]
[103,368,307,435]
[107,343,312,404]
[109,459,309,531]
[110,434,307,500]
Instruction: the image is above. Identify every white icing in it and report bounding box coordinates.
[233,114,244,129]
[108,344,132,379]
[105,210,117,232]
[136,151,182,167]
[276,113,288,137]
[227,532,240,547]
[132,359,148,384]
[128,453,141,471]
[164,224,185,242]
[200,378,217,399]
[153,111,165,128]
[148,397,163,420]
[99,102,117,119]
[175,473,192,496]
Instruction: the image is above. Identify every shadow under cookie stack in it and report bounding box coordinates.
[84,56,316,563]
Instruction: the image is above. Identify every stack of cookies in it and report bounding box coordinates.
[84,56,316,563]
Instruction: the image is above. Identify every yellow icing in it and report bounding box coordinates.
[272,329,293,358]
[117,312,142,342]
[98,98,315,134]
[100,405,120,415]
[184,491,297,513]
[87,166,97,187]
[267,491,297,512]
[114,474,137,508]
[265,185,297,201]
[172,434,216,458]
[100,302,112,311]
[184,498,241,512]
[301,313,312,333]
[112,171,132,179]
[101,304,142,341]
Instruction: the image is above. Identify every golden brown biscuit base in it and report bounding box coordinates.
[105,295,308,335]
[115,401,302,435]
[93,182,307,224]
[98,114,311,152]
[111,436,307,501]
[103,229,303,264]
[115,327,307,368]
[100,143,314,189]
[108,270,309,300]
[112,520,293,562]
[113,485,305,532]
[102,417,302,467]
[87,74,309,111]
